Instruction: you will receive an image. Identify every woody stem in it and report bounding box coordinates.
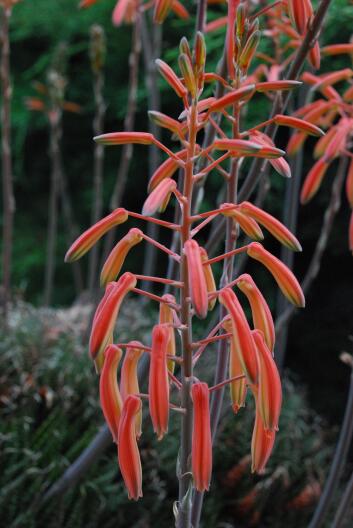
[177,98,198,528]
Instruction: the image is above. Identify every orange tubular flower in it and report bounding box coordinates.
[206,85,255,114]
[142,178,176,216]
[199,248,217,310]
[148,149,187,192]
[89,272,137,367]
[238,201,302,251]
[149,324,170,439]
[219,288,258,385]
[251,409,276,474]
[184,240,209,319]
[65,208,128,262]
[223,319,247,413]
[99,345,123,443]
[94,131,154,145]
[192,382,212,492]
[300,158,330,204]
[252,330,282,432]
[118,395,143,500]
[120,341,144,438]
[247,242,305,308]
[249,131,291,178]
[237,274,275,353]
[273,114,324,137]
[213,138,262,155]
[154,0,172,23]
[100,228,143,286]
[159,294,177,373]
[156,59,187,99]
[220,204,264,241]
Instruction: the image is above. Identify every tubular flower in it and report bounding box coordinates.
[223,319,247,413]
[149,324,170,439]
[236,274,275,353]
[155,59,187,99]
[89,273,137,367]
[120,341,144,438]
[238,201,302,251]
[252,330,282,432]
[249,131,291,178]
[219,288,258,385]
[184,240,209,319]
[199,247,217,310]
[99,345,123,443]
[148,149,187,192]
[247,243,305,308]
[273,114,324,137]
[159,294,177,373]
[206,84,255,114]
[300,158,330,204]
[94,131,154,145]
[213,138,262,155]
[191,382,212,492]
[142,178,176,216]
[65,208,128,262]
[346,158,353,208]
[118,395,143,500]
[220,204,264,241]
[154,0,172,23]
[251,409,276,474]
[100,228,143,286]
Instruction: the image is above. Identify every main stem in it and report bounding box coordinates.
[177,101,198,528]
[1,6,14,321]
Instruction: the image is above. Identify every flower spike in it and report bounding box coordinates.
[252,330,282,432]
[142,178,177,217]
[89,273,137,367]
[238,201,302,251]
[247,243,305,308]
[149,324,170,439]
[118,395,143,500]
[184,240,209,319]
[219,288,258,385]
[237,274,275,353]
[223,319,247,413]
[192,382,212,492]
[65,208,128,262]
[159,295,177,373]
[120,341,144,438]
[99,345,123,443]
[100,228,143,286]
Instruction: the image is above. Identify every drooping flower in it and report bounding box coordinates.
[149,324,170,439]
[142,178,176,216]
[219,288,258,385]
[89,272,137,369]
[247,243,305,308]
[300,158,329,203]
[148,149,187,192]
[252,330,282,432]
[159,295,177,373]
[120,341,144,438]
[220,204,264,241]
[65,208,128,262]
[118,395,143,500]
[223,319,247,413]
[199,247,217,310]
[100,228,143,286]
[192,382,212,492]
[251,409,276,474]
[99,344,123,443]
[236,274,275,352]
[184,240,209,319]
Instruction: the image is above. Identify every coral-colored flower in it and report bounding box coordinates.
[159,295,177,373]
[206,85,255,114]
[154,0,172,23]
[118,395,143,500]
[148,110,183,137]
[223,319,247,413]
[249,131,291,178]
[300,158,329,204]
[213,138,262,155]
[237,274,275,352]
[120,341,143,438]
[184,240,209,319]
[219,288,258,385]
[346,159,353,208]
[99,345,123,443]
[199,247,217,310]
[251,409,276,474]
[191,382,212,492]
[65,208,128,262]
[100,228,143,286]
[247,243,305,307]
[252,330,282,432]
[238,201,302,251]
[89,273,137,367]
[149,324,170,439]
[155,59,187,99]
[273,114,324,136]
[148,149,187,192]
[142,178,176,216]
[221,203,264,241]
[94,131,154,145]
